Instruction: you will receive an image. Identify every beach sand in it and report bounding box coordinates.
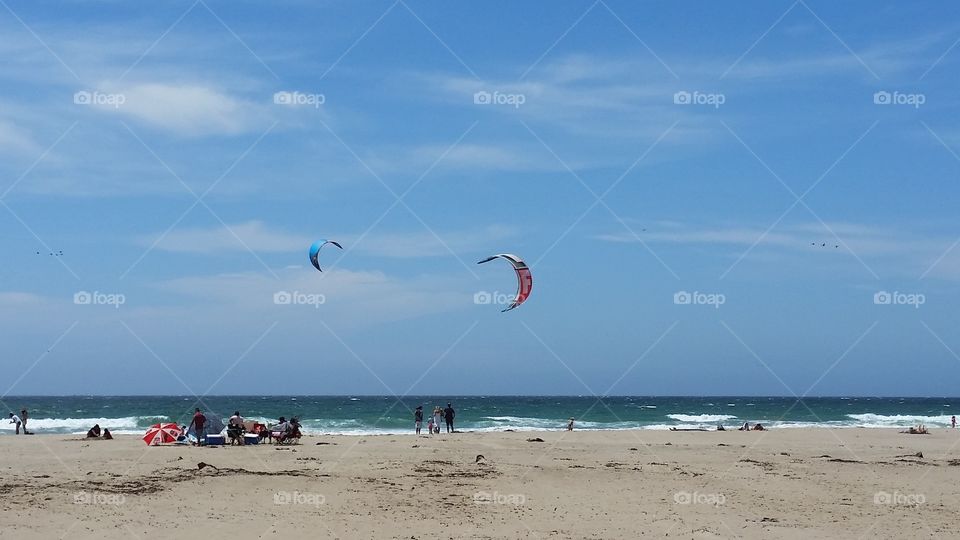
[0,429,958,539]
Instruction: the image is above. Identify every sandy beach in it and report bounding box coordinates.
[0,429,958,539]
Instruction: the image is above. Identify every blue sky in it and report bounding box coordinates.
[1,1,959,396]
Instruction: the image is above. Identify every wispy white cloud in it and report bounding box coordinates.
[0,117,43,160]
[726,31,952,80]
[142,221,518,258]
[595,219,960,281]
[93,82,273,137]
[141,220,307,254]
[153,266,471,326]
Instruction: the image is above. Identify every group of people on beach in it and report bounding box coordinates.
[186,409,302,446]
[415,403,455,435]
[8,410,30,435]
[85,424,113,439]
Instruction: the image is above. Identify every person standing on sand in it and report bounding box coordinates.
[444,403,455,433]
[8,413,23,434]
[433,407,442,434]
[20,409,29,434]
[415,406,423,435]
[952,415,956,429]
[189,408,206,446]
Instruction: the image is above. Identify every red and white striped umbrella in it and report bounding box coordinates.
[143,422,182,446]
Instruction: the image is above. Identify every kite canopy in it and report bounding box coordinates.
[143,422,182,446]
[477,253,532,312]
[309,239,343,272]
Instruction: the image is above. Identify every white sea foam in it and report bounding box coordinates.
[846,413,953,428]
[666,414,737,423]
[0,416,165,434]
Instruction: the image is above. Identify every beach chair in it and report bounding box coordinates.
[226,423,244,445]
[271,423,302,445]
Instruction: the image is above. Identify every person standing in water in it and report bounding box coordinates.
[952,415,957,429]
[414,406,423,435]
[20,409,29,434]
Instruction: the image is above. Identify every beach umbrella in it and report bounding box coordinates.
[143,422,182,446]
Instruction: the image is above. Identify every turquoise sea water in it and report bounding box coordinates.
[1,396,957,435]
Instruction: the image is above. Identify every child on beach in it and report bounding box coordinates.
[427,417,434,435]
[567,418,575,431]
[433,407,442,434]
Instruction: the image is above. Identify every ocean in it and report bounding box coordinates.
[1,396,957,435]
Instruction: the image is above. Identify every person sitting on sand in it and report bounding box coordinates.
[739,422,750,431]
[753,423,765,431]
[102,428,112,440]
[717,424,725,431]
[567,418,575,431]
[86,424,101,438]
[905,424,928,435]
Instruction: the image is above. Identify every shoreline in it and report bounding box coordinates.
[3,424,955,437]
